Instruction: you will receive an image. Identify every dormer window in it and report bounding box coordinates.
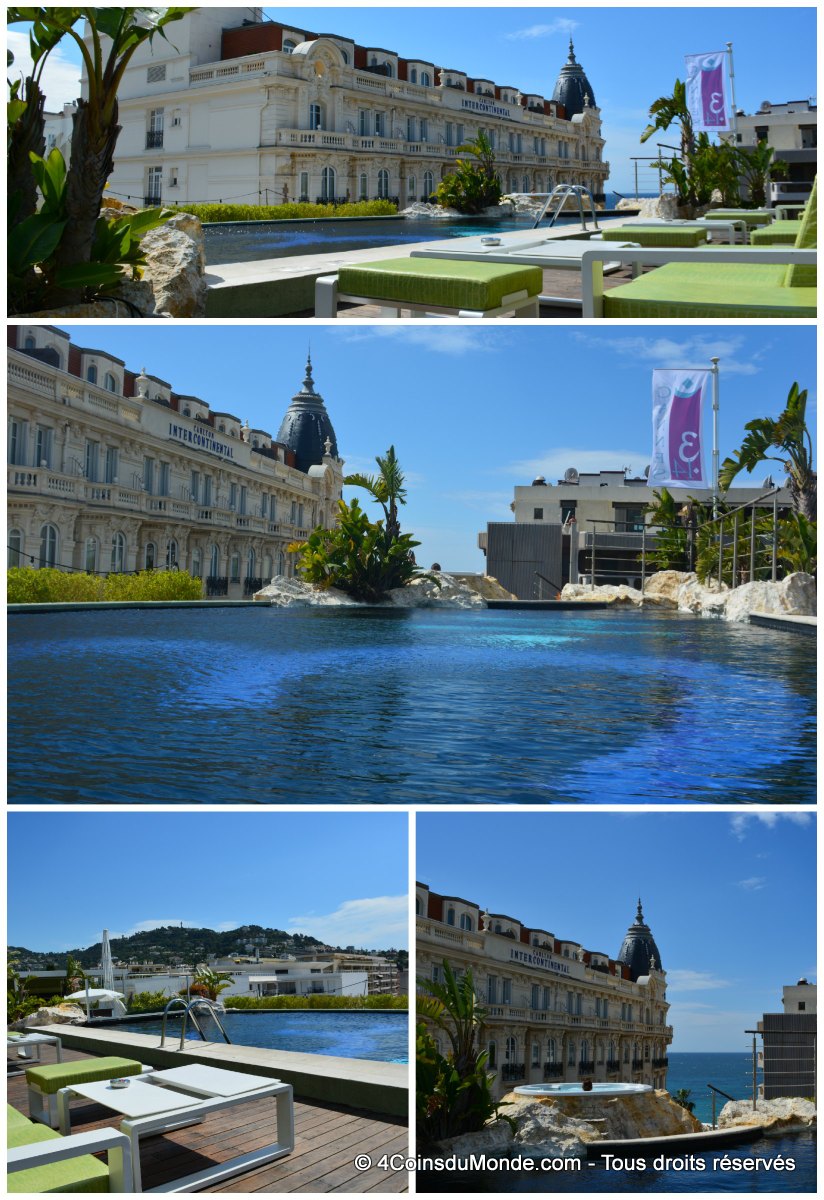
[183,406,191,417]
[218,423,226,432]
[283,39,296,53]
[87,365,98,384]
[104,372,117,392]
[24,335,36,350]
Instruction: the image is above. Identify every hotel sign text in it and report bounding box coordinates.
[461,97,512,119]
[168,422,234,459]
[510,948,570,975]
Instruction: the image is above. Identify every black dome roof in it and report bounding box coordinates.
[276,356,338,474]
[552,40,595,118]
[617,900,663,980]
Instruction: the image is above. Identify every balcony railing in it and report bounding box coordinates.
[144,194,163,207]
[606,1060,621,1072]
[500,1063,526,1083]
[543,1063,564,1079]
[205,576,228,596]
[145,129,164,149]
[243,576,264,596]
[578,1060,595,1074]
[652,1057,669,1068]
[632,1059,644,1070]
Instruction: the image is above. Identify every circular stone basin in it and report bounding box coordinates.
[514,1083,653,1098]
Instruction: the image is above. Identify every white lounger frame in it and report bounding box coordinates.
[315,274,540,318]
[29,1063,155,1128]
[7,1126,134,1192]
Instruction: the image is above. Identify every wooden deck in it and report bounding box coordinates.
[8,1048,408,1192]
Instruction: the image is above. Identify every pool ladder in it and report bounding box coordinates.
[160,996,232,1051]
[530,184,601,231]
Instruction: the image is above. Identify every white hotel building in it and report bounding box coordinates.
[7,326,344,597]
[92,7,609,208]
[417,884,672,1101]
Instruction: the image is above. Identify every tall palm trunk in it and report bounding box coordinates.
[8,78,46,227]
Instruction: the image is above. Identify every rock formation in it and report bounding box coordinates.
[560,571,816,622]
[718,1097,816,1135]
[138,213,208,317]
[10,1004,87,1029]
[255,571,484,609]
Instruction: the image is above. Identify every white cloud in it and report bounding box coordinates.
[729,812,813,841]
[7,29,82,111]
[735,877,766,891]
[666,969,731,993]
[572,332,765,376]
[503,446,650,481]
[334,326,497,356]
[506,20,578,41]
[288,896,408,949]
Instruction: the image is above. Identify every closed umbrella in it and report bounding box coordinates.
[100,929,114,992]
[66,987,125,1021]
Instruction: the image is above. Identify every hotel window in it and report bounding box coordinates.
[487,975,498,1004]
[359,110,369,136]
[374,112,384,137]
[420,118,428,141]
[561,500,577,522]
[531,985,540,1009]
[445,122,453,146]
[509,132,515,152]
[263,554,272,579]
[230,553,240,582]
[543,987,550,1010]
[9,418,28,465]
[407,174,416,199]
[24,334,36,350]
[269,494,276,521]
[143,457,154,494]
[246,548,256,579]
[190,471,200,503]
[104,446,118,483]
[202,475,211,506]
[423,170,434,196]
[445,907,455,926]
[239,485,248,516]
[261,492,269,517]
[86,364,98,384]
[377,168,389,198]
[191,548,202,579]
[456,124,464,144]
[8,529,23,568]
[432,964,442,983]
[546,1037,556,1063]
[459,913,472,931]
[146,165,162,203]
[282,39,296,54]
[359,173,368,200]
[290,500,297,523]
[532,1041,540,1066]
[421,71,431,86]
[406,116,416,141]
[299,171,309,202]
[533,507,543,520]
[321,166,336,202]
[111,531,126,573]
[144,541,156,570]
[39,524,58,568]
[580,1039,590,1064]
[82,537,98,573]
[158,462,170,496]
[85,439,99,482]
[209,544,220,577]
[309,103,322,130]
[297,503,304,527]
[501,979,511,1004]
[505,1036,516,1062]
[229,483,238,510]
[34,425,52,468]
[567,1040,576,1065]
[166,539,178,568]
[487,1041,497,1068]
[104,371,117,392]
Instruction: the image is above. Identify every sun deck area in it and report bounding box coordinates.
[7,1045,409,1192]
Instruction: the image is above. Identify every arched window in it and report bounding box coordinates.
[423,170,434,197]
[445,907,455,926]
[421,71,431,87]
[246,547,256,579]
[218,423,226,433]
[263,554,272,580]
[359,172,368,200]
[8,529,23,567]
[84,537,98,574]
[410,67,417,83]
[277,550,285,575]
[104,372,116,392]
[321,166,335,202]
[505,1036,517,1063]
[183,405,191,417]
[567,1039,576,1065]
[24,334,36,350]
[407,174,416,198]
[144,541,156,570]
[459,912,472,931]
[546,1037,556,1063]
[532,1041,540,1066]
[166,538,178,568]
[282,39,296,53]
[580,1038,590,1064]
[522,173,529,192]
[209,544,220,577]
[111,531,126,573]
[230,552,240,581]
[191,547,202,579]
[299,171,309,201]
[377,168,389,198]
[39,524,58,568]
[488,1040,497,1068]
[309,103,323,130]
[339,48,349,64]
[86,364,98,384]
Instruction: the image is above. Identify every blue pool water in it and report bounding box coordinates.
[7,606,815,803]
[106,1010,407,1062]
[204,211,628,264]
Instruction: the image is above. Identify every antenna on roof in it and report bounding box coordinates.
[564,467,579,483]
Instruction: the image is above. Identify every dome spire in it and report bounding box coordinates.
[276,354,338,474]
[552,39,596,117]
[568,38,577,63]
[617,898,663,981]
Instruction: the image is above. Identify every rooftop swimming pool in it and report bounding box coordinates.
[101,1010,407,1063]
[204,213,626,265]
[7,606,815,804]
[513,1083,652,1097]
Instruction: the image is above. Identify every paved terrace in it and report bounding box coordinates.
[8,1044,408,1192]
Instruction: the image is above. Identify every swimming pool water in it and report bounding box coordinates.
[107,1010,407,1062]
[7,606,815,803]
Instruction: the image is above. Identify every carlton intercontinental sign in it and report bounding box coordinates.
[509,947,571,975]
[460,97,512,119]
[168,421,235,459]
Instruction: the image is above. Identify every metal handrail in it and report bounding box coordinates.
[179,998,232,1050]
[708,1081,737,1129]
[160,996,200,1047]
[533,569,562,599]
[525,184,601,231]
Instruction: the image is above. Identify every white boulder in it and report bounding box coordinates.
[437,1119,515,1156]
[509,1099,596,1157]
[718,1096,816,1135]
[140,214,208,317]
[11,1004,87,1028]
[254,576,359,607]
[254,571,484,609]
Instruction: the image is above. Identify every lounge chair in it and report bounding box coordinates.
[600,224,709,247]
[703,208,773,227]
[581,179,817,318]
[26,1056,152,1128]
[750,220,805,246]
[7,1103,134,1192]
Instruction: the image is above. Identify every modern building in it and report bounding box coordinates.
[7,326,344,597]
[417,884,672,1101]
[757,979,816,1100]
[722,98,817,203]
[480,468,794,598]
[296,952,401,996]
[87,8,608,208]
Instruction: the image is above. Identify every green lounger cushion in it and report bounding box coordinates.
[601,225,708,246]
[784,178,816,288]
[603,263,815,318]
[704,209,772,226]
[750,221,804,245]
[336,257,542,311]
[26,1056,143,1095]
[7,1105,109,1193]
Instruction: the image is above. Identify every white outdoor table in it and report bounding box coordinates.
[7,1032,63,1075]
[58,1065,294,1193]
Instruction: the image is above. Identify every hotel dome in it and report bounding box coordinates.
[552,40,596,117]
[617,900,663,980]
[277,356,339,474]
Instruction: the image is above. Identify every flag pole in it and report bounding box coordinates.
[710,357,720,516]
[726,42,738,144]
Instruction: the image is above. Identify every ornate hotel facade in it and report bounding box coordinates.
[417,884,672,1101]
[7,326,344,597]
[92,7,609,208]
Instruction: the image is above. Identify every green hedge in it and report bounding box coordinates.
[225,994,408,1011]
[127,990,171,1014]
[176,200,398,223]
[7,567,203,604]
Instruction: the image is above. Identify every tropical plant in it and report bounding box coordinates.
[65,953,88,992]
[7,11,67,229]
[417,962,508,1145]
[719,383,816,520]
[777,512,817,576]
[192,968,235,1002]
[7,956,39,1022]
[734,141,788,208]
[641,79,695,162]
[346,445,408,543]
[672,1088,696,1114]
[434,131,502,214]
[644,488,710,572]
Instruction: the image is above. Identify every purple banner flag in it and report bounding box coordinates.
[649,370,710,489]
[685,51,730,132]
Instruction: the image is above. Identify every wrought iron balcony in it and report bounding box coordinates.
[143,194,163,207]
[145,129,164,149]
[632,1059,644,1070]
[543,1063,564,1079]
[652,1057,669,1068]
[578,1060,595,1074]
[606,1060,621,1072]
[500,1063,526,1082]
[205,575,228,596]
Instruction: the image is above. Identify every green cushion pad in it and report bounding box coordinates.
[704,210,772,225]
[7,1108,110,1192]
[602,226,707,246]
[750,221,804,245]
[784,177,817,287]
[26,1055,143,1095]
[337,257,543,310]
[603,262,816,318]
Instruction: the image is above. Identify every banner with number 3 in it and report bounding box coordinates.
[684,51,730,132]
[649,370,709,489]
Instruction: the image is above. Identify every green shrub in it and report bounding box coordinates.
[434,133,502,214]
[127,990,170,1014]
[177,200,397,223]
[8,567,202,603]
[225,994,408,1010]
[102,571,203,601]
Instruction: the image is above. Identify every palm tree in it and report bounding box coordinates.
[417,961,487,1077]
[641,80,696,161]
[345,446,408,543]
[733,141,787,207]
[719,383,816,520]
[673,1088,696,1114]
[193,968,235,1002]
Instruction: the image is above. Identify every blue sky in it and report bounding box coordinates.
[55,323,817,570]
[7,5,817,192]
[7,811,408,952]
[417,811,817,1053]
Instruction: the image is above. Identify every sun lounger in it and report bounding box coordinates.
[750,220,805,245]
[26,1056,152,1128]
[600,225,709,247]
[703,208,773,227]
[7,1103,133,1192]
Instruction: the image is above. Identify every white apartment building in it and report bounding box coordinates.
[722,98,816,202]
[7,326,344,598]
[296,952,401,996]
[88,8,608,208]
[417,884,672,1101]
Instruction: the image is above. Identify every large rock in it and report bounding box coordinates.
[10,1004,87,1029]
[509,1099,598,1157]
[254,571,485,609]
[139,214,208,317]
[450,574,516,601]
[437,1119,515,1156]
[561,583,644,606]
[642,570,695,606]
[561,571,816,623]
[254,576,360,607]
[718,1097,816,1135]
[504,1089,702,1142]
[725,572,817,622]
